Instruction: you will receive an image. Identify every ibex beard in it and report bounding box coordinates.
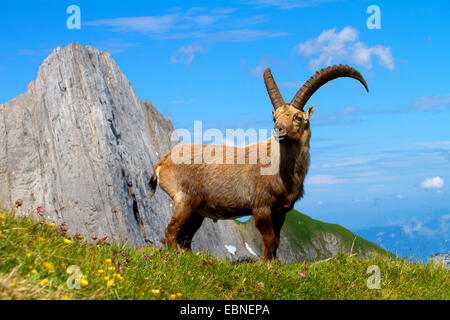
[149,64,368,260]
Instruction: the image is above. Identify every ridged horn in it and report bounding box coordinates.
[291,64,369,110]
[264,68,285,110]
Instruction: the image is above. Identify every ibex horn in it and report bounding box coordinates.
[264,68,285,110]
[291,64,369,110]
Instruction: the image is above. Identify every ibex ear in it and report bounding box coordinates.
[306,104,315,119]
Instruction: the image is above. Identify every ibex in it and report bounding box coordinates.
[149,64,368,260]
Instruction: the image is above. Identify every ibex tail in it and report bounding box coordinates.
[145,166,160,201]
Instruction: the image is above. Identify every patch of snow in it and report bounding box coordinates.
[245,243,257,256]
[225,245,236,255]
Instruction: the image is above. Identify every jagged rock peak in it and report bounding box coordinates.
[0,42,178,246]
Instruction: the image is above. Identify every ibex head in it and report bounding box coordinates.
[264,65,369,143]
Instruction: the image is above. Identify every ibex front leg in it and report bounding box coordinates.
[272,211,286,259]
[253,207,277,260]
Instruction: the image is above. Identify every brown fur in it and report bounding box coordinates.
[149,65,367,260]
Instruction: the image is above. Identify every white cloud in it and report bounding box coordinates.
[420,176,444,190]
[416,140,450,147]
[86,9,287,42]
[410,94,450,111]
[312,106,363,127]
[317,200,324,206]
[208,29,287,42]
[401,220,436,238]
[249,55,285,77]
[170,44,207,65]
[86,15,178,33]
[397,194,405,199]
[248,0,339,9]
[297,26,395,70]
[250,60,269,77]
[322,155,369,168]
[306,175,346,185]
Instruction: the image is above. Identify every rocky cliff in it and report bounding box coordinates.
[0,43,385,262]
[0,42,251,258]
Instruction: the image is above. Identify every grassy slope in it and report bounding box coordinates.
[236,210,388,260]
[282,210,388,256]
[0,209,448,300]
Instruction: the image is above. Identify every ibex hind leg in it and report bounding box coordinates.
[176,212,204,250]
[164,194,204,250]
[164,211,204,250]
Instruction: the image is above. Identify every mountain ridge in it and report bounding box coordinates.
[235,209,388,263]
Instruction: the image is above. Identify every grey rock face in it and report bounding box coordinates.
[0,42,255,259]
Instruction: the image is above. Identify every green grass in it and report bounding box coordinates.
[0,208,448,300]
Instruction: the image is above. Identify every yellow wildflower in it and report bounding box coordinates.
[151,289,160,295]
[10,282,16,288]
[41,298,51,300]
[26,253,32,258]
[108,266,115,272]
[61,295,70,300]
[103,276,109,281]
[63,239,72,245]
[48,222,56,228]
[80,278,89,287]
[43,261,55,273]
[176,293,182,297]
[37,236,45,242]
[170,294,176,300]
[97,269,104,274]
[107,279,115,287]
[104,259,112,265]
[0,215,5,220]
[112,273,123,281]
[40,278,49,286]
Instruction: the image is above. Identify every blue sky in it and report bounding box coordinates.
[1,1,449,252]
